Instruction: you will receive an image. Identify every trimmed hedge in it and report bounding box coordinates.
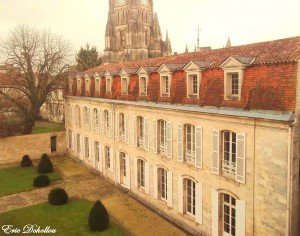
[20,155,32,167]
[38,153,53,174]
[48,188,68,205]
[33,175,50,187]
[88,200,109,232]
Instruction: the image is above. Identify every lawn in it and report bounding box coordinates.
[0,165,61,196]
[0,199,125,236]
[31,121,65,134]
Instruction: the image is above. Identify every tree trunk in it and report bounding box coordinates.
[23,119,35,134]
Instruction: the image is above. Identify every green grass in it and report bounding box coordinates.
[31,126,57,134]
[0,165,61,196]
[0,199,125,236]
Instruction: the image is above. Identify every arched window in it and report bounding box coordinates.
[222,131,236,176]
[158,119,167,154]
[105,145,111,169]
[75,105,81,127]
[93,108,99,132]
[184,178,196,217]
[83,107,90,130]
[137,159,145,188]
[84,137,90,159]
[120,151,126,184]
[158,167,167,201]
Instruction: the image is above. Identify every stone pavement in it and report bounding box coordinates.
[0,156,188,236]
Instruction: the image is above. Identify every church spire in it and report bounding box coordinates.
[226,37,232,48]
[185,44,189,53]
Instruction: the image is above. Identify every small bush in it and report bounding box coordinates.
[38,153,53,173]
[48,188,68,205]
[33,175,50,187]
[20,155,32,167]
[88,200,109,232]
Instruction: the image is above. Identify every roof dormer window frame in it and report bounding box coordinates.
[157,64,173,98]
[121,76,129,95]
[76,75,82,95]
[84,74,90,95]
[220,56,254,101]
[137,67,149,97]
[183,61,204,99]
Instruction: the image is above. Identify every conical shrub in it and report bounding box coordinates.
[37,153,53,173]
[88,200,109,231]
[20,155,32,167]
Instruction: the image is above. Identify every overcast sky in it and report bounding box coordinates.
[0,0,299,57]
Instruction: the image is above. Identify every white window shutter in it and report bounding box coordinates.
[236,133,246,184]
[153,120,157,154]
[167,171,173,208]
[133,116,137,147]
[145,162,150,194]
[212,129,220,175]
[144,117,149,151]
[116,151,120,184]
[99,143,103,172]
[115,112,119,141]
[211,189,219,236]
[134,158,138,188]
[177,176,183,214]
[102,144,106,171]
[125,114,129,144]
[110,148,114,172]
[126,154,131,190]
[153,166,158,199]
[195,126,203,168]
[236,200,246,236]
[100,110,103,134]
[195,182,203,224]
[166,121,172,159]
[177,123,183,162]
[108,111,112,138]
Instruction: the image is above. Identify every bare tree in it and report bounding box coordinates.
[0,25,72,134]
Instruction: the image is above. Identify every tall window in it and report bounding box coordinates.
[137,159,145,188]
[185,179,196,217]
[231,74,239,95]
[68,130,72,149]
[84,137,89,159]
[105,145,111,169]
[77,79,81,94]
[223,194,236,236]
[158,120,167,154]
[137,116,144,147]
[119,113,125,141]
[121,77,128,95]
[161,76,169,96]
[139,76,147,95]
[76,134,81,154]
[84,107,90,130]
[104,110,110,135]
[93,108,99,132]
[185,124,195,164]
[223,131,236,177]
[95,79,100,94]
[85,79,90,94]
[158,168,167,201]
[106,78,111,94]
[94,141,99,163]
[75,105,81,127]
[187,74,199,97]
[120,152,126,184]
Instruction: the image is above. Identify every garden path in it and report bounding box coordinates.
[0,156,188,236]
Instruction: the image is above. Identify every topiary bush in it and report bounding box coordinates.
[33,175,50,187]
[48,188,68,205]
[37,153,53,173]
[88,200,109,232]
[20,155,32,167]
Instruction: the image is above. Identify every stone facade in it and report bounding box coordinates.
[65,36,300,235]
[103,0,172,63]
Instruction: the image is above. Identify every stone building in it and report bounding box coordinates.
[65,36,300,235]
[103,0,172,63]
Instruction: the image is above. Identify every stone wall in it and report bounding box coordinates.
[0,131,66,165]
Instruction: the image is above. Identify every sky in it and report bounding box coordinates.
[0,0,299,58]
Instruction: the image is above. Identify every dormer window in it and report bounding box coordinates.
[187,74,200,98]
[161,75,170,97]
[220,56,255,101]
[106,77,111,94]
[77,79,82,94]
[95,78,100,95]
[139,76,147,96]
[121,77,128,95]
[69,79,73,93]
[85,79,90,94]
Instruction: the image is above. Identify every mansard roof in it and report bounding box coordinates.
[85,36,300,74]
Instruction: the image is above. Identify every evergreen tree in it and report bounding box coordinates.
[76,44,102,72]
[88,200,109,231]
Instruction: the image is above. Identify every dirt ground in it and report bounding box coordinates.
[0,156,188,236]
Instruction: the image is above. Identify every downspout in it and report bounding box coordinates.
[253,118,256,235]
[112,102,116,185]
[286,118,297,236]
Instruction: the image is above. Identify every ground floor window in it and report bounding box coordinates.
[105,145,110,169]
[185,178,196,217]
[158,168,167,201]
[120,152,126,184]
[137,159,145,189]
[223,194,236,236]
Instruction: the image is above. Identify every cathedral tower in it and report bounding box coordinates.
[103,0,172,63]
